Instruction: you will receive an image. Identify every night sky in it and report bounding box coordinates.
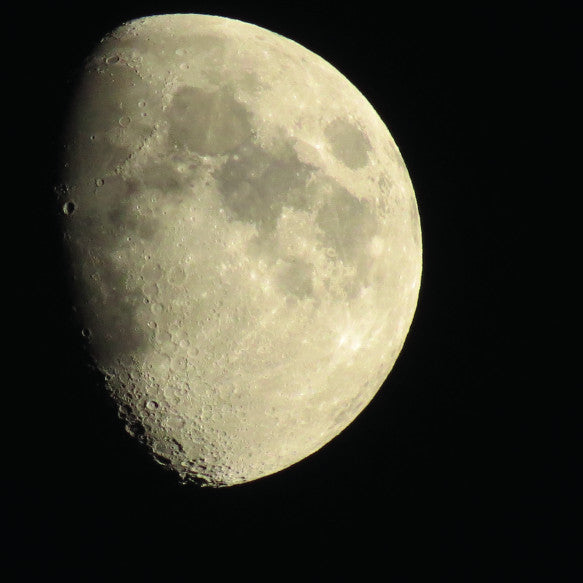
[10,2,575,579]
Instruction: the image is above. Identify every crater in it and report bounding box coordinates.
[62,201,76,215]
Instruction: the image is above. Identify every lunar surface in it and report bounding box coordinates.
[57,14,422,486]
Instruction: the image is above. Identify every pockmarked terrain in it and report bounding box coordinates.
[57,14,422,486]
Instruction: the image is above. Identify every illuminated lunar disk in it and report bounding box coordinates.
[58,14,422,486]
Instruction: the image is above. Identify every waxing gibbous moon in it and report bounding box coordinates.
[57,14,422,487]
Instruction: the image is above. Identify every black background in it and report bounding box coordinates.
[10,1,576,580]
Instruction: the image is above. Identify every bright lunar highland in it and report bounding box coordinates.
[58,14,422,486]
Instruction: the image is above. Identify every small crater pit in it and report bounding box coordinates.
[62,201,76,215]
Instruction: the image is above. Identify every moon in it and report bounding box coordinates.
[57,14,422,487]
